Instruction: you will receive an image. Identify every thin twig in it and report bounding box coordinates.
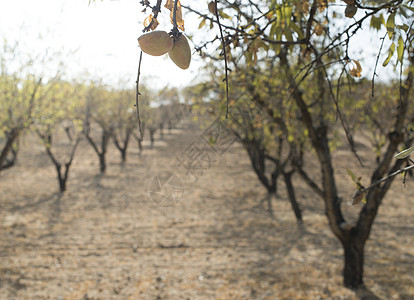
[172,0,178,30]
[361,163,414,194]
[371,32,387,98]
[143,0,162,32]
[321,61,364,167]
[292,0,401,84]
[135,51,144,141]
[214,0,229,119]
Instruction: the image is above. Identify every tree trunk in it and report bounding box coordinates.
[138,139,143,156]
[53,163,65,192]
[84,128,109,174]
[342,237,364,289]
[99,154,106,173]
[58,173,67,192]
[0,143,19,171]
[159,123,164,139]
[52,162,68,192]
[168,121,172,134]
[112,129,131,164]
[283,172,302,223]
[121,149,127,164]
[99,130,109,173]
[0,128,20,171]
[266,191,274,216]
[150,130,155,148]
[270,170,279,195]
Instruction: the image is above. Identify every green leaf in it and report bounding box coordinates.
[347,169,358,183]
[402,4,414,13]
[394,146,414,159]
[283,5,293,27]
[397,36,404,63]
[284,28,293,42]
[218,10,232,20]
[276,7,282,26]
[397,24,409,32]
[370,14,384,31]
[382,42,395,67]
[398,6,408,19]
[386,13,395,39]
[290,22,304,39]
[270,22,278,39]
[198,18,206,29]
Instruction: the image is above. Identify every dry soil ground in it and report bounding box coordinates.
[0,118,413,299]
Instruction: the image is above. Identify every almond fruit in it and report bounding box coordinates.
[208,1,217,15]
[345,4,357,18]
[138,31,173,56]
[168,34,191,70]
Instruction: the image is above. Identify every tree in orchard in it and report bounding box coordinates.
[189,64,305,221]
[144,105,163,149]
[83,82,114,174]
[184,0,414,289]
[0,39,60,172]
[151,87,182,138]
[158,87,184,133]
[109,87,136,164]
[34,80,84,192]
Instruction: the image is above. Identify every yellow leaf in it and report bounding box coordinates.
[198,18,206,29]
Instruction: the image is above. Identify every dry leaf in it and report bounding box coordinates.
[164,0,173,10]
[348,59,362,77]
[208,1,217,15]
[314,24,324,36]
[143,14,159,31]
[169,0,184,31]
[318,0,327,12]
[352,190,365,205]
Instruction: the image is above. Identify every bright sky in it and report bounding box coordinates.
[0,0,396,90]
[0,0,205,89]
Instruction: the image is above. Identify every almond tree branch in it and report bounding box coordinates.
[172,0,179,31]
[143,0,162,32]
[135,51,144,141]
[371,32,388,97]
[214,0,229,119]
[361,163,414,194]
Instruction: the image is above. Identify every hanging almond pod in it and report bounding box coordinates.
[208,1,217,15]
[169,34,191,69]
[345,4,357,18]
[138,31,173,56]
